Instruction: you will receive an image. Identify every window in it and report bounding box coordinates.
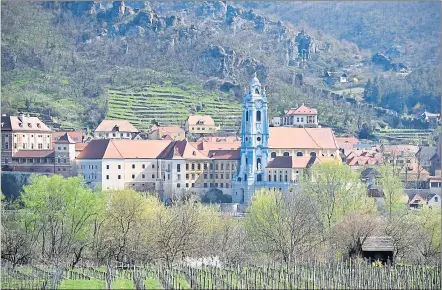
[113,133,116,137]
[215,174,218,179]
[268,175,271,181]
[204,163,207,170]
[142,164,146,169]
[215,183,218,188]
[285,175,288,182]
[431,182,439,188]
[191,174,195,180]
[221,174,224,179]
[435,196,439,202]
[197,163,201,170]
[310,152,316,157]
[14,143,17,149]
[132,174,135,179]
[47,144,50,149]
[257,174,262,182]
[256,111,261,122]
[58,168,61,171]
[186,164,189,170]
[191,183,195,188]
[220,183,224,188]
[107,165,110,169]
[63,159,66,163]
[283,152,290,157]
[118,175,121,179]
[280,175,283,182]
[210,164,214,170]
[271,152,276,158]
[177,164,181,172]
[204,183,208,188]
[186,183,189,188]
[142,174,145,178]
[301,117,304,122]
[204,174,207,179]
[118,165,121,169]
[177,183,181,188]
[297,117,299,122]
[246,111,249,122]
[274,175,277,182]
[255,88,259,94]
[5,144,8,149]
[132,164,135,169]
[23,143,27,149]
[152,164,155,169]
[257,137,261,142]
[297,152,303,157]
[31,143,34,149]
[63,147,66,150]
[191,164,195,170]
[177,174,181,180]
[106,175,109,180]
[168,174,170,180]
[210,174,213,179]
[63,168,66,172]
[152,174,155,179]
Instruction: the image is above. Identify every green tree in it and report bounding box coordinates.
[301,160,376,234]
[245,189,320,263]
[20,174,104,266]
[377,164,407,218]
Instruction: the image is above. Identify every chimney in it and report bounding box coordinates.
[18,112,24,122]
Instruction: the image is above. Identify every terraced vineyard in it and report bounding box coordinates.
[106,85,242,133]
[374,128,435,144]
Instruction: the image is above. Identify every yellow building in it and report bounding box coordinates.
[184,115,219,135]
[148,125,186,141]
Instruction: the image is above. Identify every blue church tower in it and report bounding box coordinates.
[232,73,270,204]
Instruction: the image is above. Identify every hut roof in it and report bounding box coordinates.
[362,236,394,252]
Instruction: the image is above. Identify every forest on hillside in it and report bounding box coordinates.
[1,1,440,134]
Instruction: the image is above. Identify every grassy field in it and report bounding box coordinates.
[332,87,365,101]
[106,84,242,133]
[59,279,105,289]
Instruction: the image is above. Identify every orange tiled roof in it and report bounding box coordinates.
[75,143,88,151]
[284,104,318,115]
[95,120,139,133]
[186,115,215,126]
[208,150,240,160]
[269,127,338,149]
[77,139,173,159]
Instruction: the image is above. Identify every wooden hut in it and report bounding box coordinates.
[361,236,394,264]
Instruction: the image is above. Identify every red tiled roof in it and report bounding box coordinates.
[150,125,185,134]
[1,116,52,132]
[52,131,82,143]
[269,127,338,149]
[208,150,240,160]
[75,143,88,151]
[13,150,55,158]
[266,156,315,169]
[197,136,239,142]
[284,104,318,115]
[54,132,75,144]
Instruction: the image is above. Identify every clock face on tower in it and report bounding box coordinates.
[255,100,263,109]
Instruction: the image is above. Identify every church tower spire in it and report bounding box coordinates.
[232,73,270,204]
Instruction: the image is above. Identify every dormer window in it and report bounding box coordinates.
[19,123,23,127]
[192,151,196,156]
[37,123,41,128]
[28,123,32,128]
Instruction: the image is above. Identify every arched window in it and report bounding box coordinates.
[256,111,261,122]
[255,88,259,94]
[268,175,271,181]
[238,177,242,182]
[245,157,248,165]
[246,111,249,122]
[283,152,290,157]
[257,174,262,182]
[297,151,303,157]
[271,152,277,158]
[256,158,261,170]
[310,152,316,157]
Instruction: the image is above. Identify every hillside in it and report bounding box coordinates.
[1,1,439,135]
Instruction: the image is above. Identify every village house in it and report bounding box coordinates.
[148,125,186,141]
[426,193,441,208]
[336,136,360,151]
[429,176,441,194]
[324,71,349,86]
[416,146,438,173]
[93,120,139,140]
[184,115,218,135]
[420,111,440,128]
[272,104,318,128]
[399,162,430,189]
[1,113,53,170]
